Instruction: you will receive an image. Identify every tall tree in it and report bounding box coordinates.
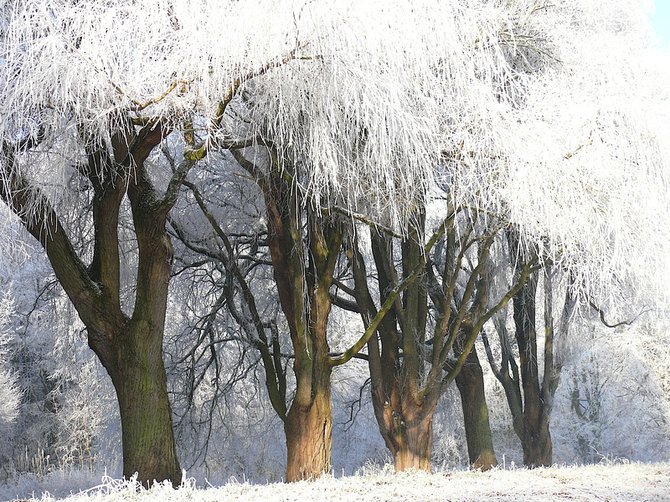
[0,0,307,484]
[0,0,667,484]
[185,148,423,480]
[249,153,343,481]
[0,121,189,484]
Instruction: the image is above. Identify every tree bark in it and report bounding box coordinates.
[282,222,338,481]
[116,156,182,485]
[391,408,434,471]
[253,161,341,481]
[284,357,333,481]
[455,346,497,470]
[520,418,552,468]
[367,355,436,473]
[93,325,181,486]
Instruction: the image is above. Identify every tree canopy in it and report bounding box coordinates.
[1,0,667,303]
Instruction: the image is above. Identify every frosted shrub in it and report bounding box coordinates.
[0,293,21,478]
[552,320,670,464]
[0,368,20,432]
[0,294,20,425]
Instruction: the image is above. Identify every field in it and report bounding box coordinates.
[2,463,669,502]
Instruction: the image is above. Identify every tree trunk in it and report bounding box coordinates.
[105,329,181,486]
[508,232,552,467]
[88,208,182,487]
[2,124,183,486]
[281,282,336,483]
[259,181,340,482]
[521,415,552,467]
[392,411,433,472]
[284,375,332,481]
[117,174,182,486]
[368,376,436,473]
[455,346,497,470]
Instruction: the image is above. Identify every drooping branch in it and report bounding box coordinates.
[180,179,288,419]
[589,301,650,329]
[330,206,403,239]
[184,47,305,163]
[130,80,190,112]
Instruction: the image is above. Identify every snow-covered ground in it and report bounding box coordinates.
[2,463,669,502]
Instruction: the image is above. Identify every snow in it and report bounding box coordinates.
[2,463,669,502]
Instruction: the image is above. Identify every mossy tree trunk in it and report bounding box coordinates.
[455,346,497,470]
[346,214,467,473]
[104,326,181,484]
[390,406,435,471]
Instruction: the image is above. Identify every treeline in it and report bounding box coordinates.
[0,0,668,487]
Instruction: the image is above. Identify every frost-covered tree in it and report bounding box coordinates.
[0,0,668,485]
[169,149,364,481]
[0,206,124,480]
[481,242,578,467]
[554,320,670,464]
[0,118,188,485]
[0,0,532,482]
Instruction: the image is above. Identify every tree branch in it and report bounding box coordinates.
[589,301,650,329]
[0,144,113,334]
[329,213,453,367]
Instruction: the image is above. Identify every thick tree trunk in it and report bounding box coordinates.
[358,226,437,473]
[284,374,332,481]
[88,209,182,487]
[392,411,433,472]
[105,332,181,486]
[455,347,497,470]
[118,176,181,486]
[369,381,436,473]
[281,278,336,483]
[283,274,334,481]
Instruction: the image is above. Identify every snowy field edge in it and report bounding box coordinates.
[2,463,669,502]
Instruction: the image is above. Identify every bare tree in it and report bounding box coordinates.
[482,234,577,467]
